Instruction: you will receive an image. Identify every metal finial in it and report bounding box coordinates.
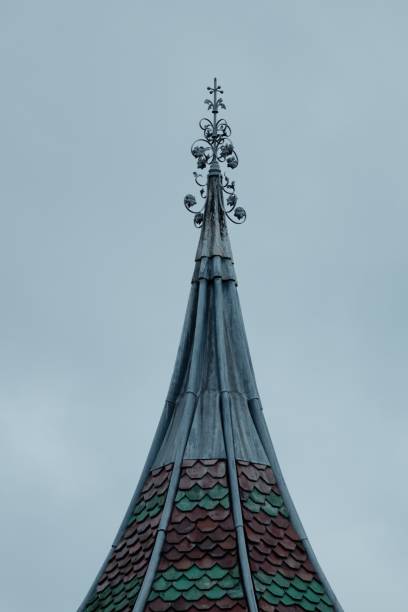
[184,78,247,228]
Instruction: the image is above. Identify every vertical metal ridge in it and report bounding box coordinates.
[132,395,197,612]
[220,394,258,612]
[77,399,174,612]
[248,398,343,612]
[132,280,208,612]
[214,278,258,612]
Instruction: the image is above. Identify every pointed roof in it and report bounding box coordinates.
[79,80,342,612]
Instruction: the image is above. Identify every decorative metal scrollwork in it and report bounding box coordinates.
[184,78,247,228]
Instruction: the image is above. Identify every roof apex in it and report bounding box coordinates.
[183,78,247,234]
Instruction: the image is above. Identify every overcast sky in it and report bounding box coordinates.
[1,2,407,611]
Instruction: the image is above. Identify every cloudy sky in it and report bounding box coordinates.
[1,2,407,610]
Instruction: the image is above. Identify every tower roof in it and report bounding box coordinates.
[79,80,342,612]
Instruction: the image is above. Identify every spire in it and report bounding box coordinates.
[78,80,343,612]
[184,78,246,285]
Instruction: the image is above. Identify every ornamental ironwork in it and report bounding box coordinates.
[184,78,247,228]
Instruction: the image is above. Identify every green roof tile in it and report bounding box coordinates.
[304,588,322,604]
[287,585,304,601]
[300,597,317,611]
[263,590,280,605]
[185,484,207,501]
[318,602,336,612]
[252,571,335,611]
[195,575,217,590]
[218,574,239,590]
[203,585,228,600]
[206,565,229,580]
[157,585,181,602]
[282,593,297,606]
[272,572,290,589]
[183,585,208,601]
[263,500,280,517]
[243,497,261,513]
[311,579,326,595]
[292,576,309,592]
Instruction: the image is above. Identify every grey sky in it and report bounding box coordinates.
[1,2,407,610]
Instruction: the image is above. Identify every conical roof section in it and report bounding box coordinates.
[78,81,342,612]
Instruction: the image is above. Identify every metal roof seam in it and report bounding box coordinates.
[248,398,344,612]
[214,277,259,612]
[76,399,174,612]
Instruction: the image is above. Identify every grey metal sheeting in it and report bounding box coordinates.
[153,391,268,467]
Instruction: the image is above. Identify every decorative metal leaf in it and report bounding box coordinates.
[234,206,246,220]
[194,212,204,228]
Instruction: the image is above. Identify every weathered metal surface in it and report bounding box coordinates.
[166,279,260,406]
[194,172,234,260]
[153,391,268,467]
[192,254,236,284]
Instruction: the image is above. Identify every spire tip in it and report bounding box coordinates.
[184,80,247,229]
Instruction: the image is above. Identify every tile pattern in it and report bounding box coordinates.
[84,464,173,612]
[83,459,336,611]
[237,460,334,611]
[146,459,246,611]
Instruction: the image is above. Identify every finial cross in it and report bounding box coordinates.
[184,79,247,228]
[205,77,226,138]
